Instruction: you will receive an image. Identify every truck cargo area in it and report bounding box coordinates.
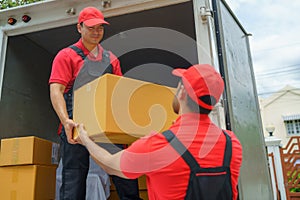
[0,2,197,142]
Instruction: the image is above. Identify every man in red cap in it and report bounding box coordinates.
[76,64,243,199]
[49,7,141,200]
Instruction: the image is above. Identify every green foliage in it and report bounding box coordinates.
[290,188,300,193]
[0,0,45,10]
[287,171,300,193]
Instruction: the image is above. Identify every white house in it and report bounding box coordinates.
[260,85,300,146]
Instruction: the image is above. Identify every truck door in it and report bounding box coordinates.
[211,0,273,199]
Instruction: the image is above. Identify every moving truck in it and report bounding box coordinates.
[0,0,273,199]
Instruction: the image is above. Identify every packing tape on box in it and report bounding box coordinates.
[11,139,20,165]
[12,169,19,183]
[10,190,17,200]
[10,170,18,199]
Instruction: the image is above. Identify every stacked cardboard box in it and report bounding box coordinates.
[0,136,59,200]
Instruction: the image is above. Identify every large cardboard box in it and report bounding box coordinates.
[73,74,177,144]
[0,165,57,200]
[0,136,59,166]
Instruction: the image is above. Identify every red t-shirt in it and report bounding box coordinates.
[121,113,242,200]
[49,39,122,92]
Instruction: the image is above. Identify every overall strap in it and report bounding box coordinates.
[69,45,86,60]
[101,49,113,73]
[69,45,111,63]
[63,87,74,119]
[102,49,111,62]
[222,130,232,167]
[70,44,113,90]
[162,130,201,172]
[162,130,232,172]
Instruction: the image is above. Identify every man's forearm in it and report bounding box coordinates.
[50,91,68,125]
[80,134,127,178]
[50,83,69,125]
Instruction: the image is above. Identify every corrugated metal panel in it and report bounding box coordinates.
[282,114,300,121]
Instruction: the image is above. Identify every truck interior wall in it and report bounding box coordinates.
[0,35,59,142]
[0,2,197,143]
[103,1,197,86]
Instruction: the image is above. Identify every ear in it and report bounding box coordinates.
[178,84,187,100]
[77,23,82,34]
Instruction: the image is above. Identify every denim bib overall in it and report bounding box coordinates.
[59,46,112,199]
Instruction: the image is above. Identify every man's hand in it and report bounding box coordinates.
[63,119,77,144]
[74,123,125,178]
[75,124,90,145]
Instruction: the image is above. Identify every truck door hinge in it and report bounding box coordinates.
[66,8,76,16]
[200,6,213,23]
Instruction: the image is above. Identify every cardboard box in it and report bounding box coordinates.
[138,175,147,190]
[73,74,177,144]
[0,165,57,200]
[0,136,59,166]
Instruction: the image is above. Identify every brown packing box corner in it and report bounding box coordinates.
[0,136,60,166]
[0,165,57,200]
[73,73,177,144]
[138,175,147,190]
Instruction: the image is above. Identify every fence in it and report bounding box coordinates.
[266,136,300,200]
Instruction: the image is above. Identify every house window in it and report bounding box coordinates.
[282,114,300,136]
[285,119,300,135]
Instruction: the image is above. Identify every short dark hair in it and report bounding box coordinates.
[186,94,214,114]
[177,79,214,114]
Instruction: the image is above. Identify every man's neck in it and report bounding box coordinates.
[81,40,99,57]
[90,45,98,57]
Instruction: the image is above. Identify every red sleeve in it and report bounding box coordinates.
[49,47,84,90]
[120,133,157,179]
[49,47,84,92]
[120,132,180,179]
[227,131,243,200]
[49,50,72,86]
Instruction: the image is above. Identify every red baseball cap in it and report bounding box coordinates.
[172,64,224,110]
[78,7,109,26]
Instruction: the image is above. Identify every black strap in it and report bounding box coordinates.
[69,45,111,63]
[162,130,232,172]
[222,130,232,167]
[69,45,86,60]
